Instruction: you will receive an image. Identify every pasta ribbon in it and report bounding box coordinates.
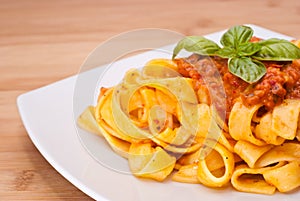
[197,142,235,187]
[255,142,300,168]
[263,161,300,193]
[229,101,266,146]
[142,59,180,78]
[234,140,273,168]
[231,164,283,195]
[195,103,211,140]
[254,112,285,145]
[271,99,300,140]
[77,106,102,136]
[128,143,176,181]
[172,164,200,184]
[155,88,177,115]
[96,88,141,143]
[218,131,235,152]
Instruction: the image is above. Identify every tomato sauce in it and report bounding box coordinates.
[175,54,300,120]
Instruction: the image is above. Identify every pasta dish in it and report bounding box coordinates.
[78,25,300,195]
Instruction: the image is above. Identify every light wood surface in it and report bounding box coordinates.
[1,0,300,200]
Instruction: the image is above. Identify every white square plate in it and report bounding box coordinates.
[17,25,299,201]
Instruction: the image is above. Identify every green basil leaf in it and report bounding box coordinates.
[253,38,300,61]
[237,42,261,56]
[228,57,266,83]
[172,36,220,59]
[215,46,237,58]
[220,25,253,48]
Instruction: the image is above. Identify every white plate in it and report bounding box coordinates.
[17,25,299,201]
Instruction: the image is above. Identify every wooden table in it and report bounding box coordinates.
[1,0,300,200]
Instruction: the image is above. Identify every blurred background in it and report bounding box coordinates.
[1,0,300,200]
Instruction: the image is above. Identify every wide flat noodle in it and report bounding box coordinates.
[128,90,143,113]
[254,112,285,145]
[197,141,235,187]
[77,106,103,136]
[96,88,139,143]
[139,87,158,123]
[229,101,266,146]
[255,142,300,168]
[271,99,300,140]
[151,137,202,154]
[195,103,211,140]
[231,164,282,195]
[218,131,235,152]
[172,164,200,184]
[263,161,300,193]
[128,143,176,181]
[234,140,273,168]
[155,88,177,115]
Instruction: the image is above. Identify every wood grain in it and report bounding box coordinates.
[1,0,300,200]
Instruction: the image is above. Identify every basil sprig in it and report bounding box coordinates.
[172,25,300,83]
[172,36,220,57]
